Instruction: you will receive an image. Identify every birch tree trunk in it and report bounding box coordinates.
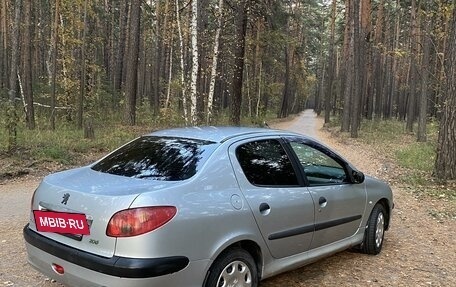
[206,0,223,124]
[175,0,188,124]
[190,0,199,125]
[7,0,21,150]
[164,31,173,111]
[256,62,262,117]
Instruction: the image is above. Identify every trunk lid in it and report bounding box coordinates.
[29,166,179,258]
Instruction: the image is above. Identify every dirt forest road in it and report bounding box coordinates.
[1,110,455,287]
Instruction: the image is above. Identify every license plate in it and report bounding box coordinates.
[33,210,90,235]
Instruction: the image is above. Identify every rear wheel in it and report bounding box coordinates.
[205,248,258,287]
[362,203,386,255]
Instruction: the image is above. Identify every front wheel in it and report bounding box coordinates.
[205,248,258,287]
[362,203,386,255]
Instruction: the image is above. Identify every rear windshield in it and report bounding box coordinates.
[91,136,218,181]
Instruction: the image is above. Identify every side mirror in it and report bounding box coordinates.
[352,170,365,184]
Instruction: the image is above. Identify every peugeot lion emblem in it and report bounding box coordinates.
[61,193,70,205]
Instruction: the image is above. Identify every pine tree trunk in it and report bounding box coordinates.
[350,0,361,138]
[0,0,8,90]
[390,0,401,119]
[50,0,59,130]
[372,0,384,119]
[279,46,291,118]
[435,2,456,180]
[23,0,34,129]
[230,0,248,126]
[324,0,337,124]
[114,0,128,92]
[78,0,88,129]
[406,0,418,133]
[123,0,141,125]
[7,0,21,150]
[341,0,352,132]
[316,63,325,116]
[417,11,431,142]
[360,0,371,120]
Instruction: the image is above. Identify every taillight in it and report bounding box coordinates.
[106,206,177,237]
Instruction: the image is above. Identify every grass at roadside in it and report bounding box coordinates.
[327,117,455,204]
[0,120,149,180]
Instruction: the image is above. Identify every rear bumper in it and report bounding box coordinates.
[23,224,188,278]
[24,224,208,286]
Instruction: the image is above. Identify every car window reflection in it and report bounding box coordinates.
[236,139,299,186]
[290,142,347,186]
[92,137,217,181]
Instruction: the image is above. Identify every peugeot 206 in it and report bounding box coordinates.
[24,127,393,287]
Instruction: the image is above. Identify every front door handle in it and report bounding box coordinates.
[319,197,327,207]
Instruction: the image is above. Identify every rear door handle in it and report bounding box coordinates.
[259,203,271,215]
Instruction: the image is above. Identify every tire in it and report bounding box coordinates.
[362,203,387,255]
[205,248,258,287]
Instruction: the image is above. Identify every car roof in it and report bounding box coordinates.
[147,126,300,143]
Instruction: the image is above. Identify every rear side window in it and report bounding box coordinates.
[236,139,299,186]
[92,136,217,181]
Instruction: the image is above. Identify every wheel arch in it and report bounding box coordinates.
[376,198,392,230]
[204,239,264,285]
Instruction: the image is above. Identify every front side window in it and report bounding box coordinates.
[92,136,217,181]
[290,142,347,186]
[236,139,299,186]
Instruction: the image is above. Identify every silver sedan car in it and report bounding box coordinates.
[24,127,393,287]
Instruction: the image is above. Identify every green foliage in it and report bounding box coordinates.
[396,142,435,173]
[359,119,407,143]
[356,119,438,174]
[0,105,152,167]
[350,118,453,201]
[32,146,73,164]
